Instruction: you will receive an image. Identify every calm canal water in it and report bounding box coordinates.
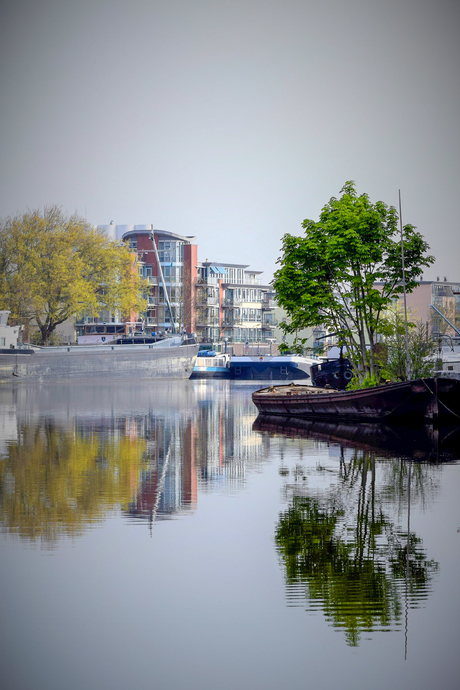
[1,379,459,690]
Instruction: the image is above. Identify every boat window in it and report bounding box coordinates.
[85,325,97,334]
[106,326,116,333]
[96,326,105,334]
[116,326,125,334]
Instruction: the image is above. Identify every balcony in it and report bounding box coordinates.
[224,319,243,327]
[261,299,276,310]
[223,297,243,305]
[196,317,220,327]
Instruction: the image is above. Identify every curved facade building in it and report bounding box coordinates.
[97,224,277,345]
[99,224,197,335]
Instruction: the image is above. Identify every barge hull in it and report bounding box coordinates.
[0,342,199,382]
[252,377,460,424]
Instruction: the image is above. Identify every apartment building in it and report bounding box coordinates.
[374,278,460,338]
[98,224,197,335]
[95,225,276,343]
[196,261,277,343]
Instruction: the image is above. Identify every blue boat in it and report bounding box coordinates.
[228,355,319,380]
[191,354,320,381]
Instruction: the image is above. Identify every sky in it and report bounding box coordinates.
[1,0,459,284]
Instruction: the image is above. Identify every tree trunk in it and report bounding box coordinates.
[39,323,56,346]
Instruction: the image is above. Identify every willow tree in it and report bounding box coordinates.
[273,182,434,378]
[0,206,147,344]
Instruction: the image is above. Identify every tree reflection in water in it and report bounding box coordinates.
[0,419,148,543]
[275,451,439,646]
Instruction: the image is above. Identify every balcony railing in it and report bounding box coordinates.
[223,298,243,305]
[196,317,220,326]
[224,319,243,326]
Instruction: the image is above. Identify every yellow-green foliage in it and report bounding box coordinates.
[0,206,147,343]
[0,422,147,543]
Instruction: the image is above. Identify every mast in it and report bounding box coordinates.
[430,303,460,336]
[150,227,177,334]
[399,190,411,380]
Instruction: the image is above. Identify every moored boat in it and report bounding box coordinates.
[190,352,231,379]
[191,353,321,381]
[229,354,320,381]
[0,311,199,382]
[252,377,460,425]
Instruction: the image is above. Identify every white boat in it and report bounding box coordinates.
[0,311,199,382]
[434,344,460,380]
[191,352,231,378]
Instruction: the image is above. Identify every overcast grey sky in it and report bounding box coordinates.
[1,0,459,283]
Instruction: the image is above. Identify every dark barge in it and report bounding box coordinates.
[251,377,460,425]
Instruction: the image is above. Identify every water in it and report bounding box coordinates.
[1,379,459,690]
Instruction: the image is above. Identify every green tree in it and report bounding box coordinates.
[273,182,434,379]
[0,206,147,344]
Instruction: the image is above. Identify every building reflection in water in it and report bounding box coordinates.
[253,416,450,647]
[0,381,267,542]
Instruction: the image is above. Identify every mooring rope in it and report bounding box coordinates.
[421,378,460,420]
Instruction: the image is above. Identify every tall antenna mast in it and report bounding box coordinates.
[399,190,411,380]
[150,227,177,334]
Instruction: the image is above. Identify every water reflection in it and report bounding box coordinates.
[253,415,460,462]
[253,417,452,647]
[0,381,267,543]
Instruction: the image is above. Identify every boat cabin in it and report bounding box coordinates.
[76,322,144,345]
[0,311,21,350]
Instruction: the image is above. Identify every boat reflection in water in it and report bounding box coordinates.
[253,415,453,647]
[253,415,460,462]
